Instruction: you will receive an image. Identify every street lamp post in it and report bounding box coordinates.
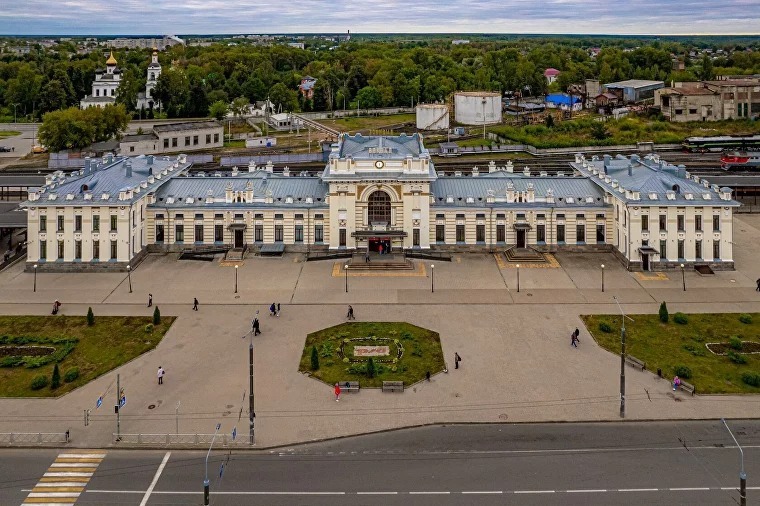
[430,264,434,293]
[175,401,180,434]
[126,265,132,293]
[722,418,747,506]
[203,422,222,506]
[249,335,255,445]
[344,264,349,293]
[680,263,686,291]
[601,264,605,292]
[516,264,520,293]
[234,265,238,293]
[33,264,38,292]
[12,103,19,124]
[613,296,633,418]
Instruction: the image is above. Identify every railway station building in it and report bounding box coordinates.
[22,134,740,272]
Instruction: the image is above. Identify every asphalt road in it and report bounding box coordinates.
[1,420,758,505]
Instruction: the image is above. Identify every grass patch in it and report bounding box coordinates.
[0,130,21,138]
[581,313,760,394]
[0,315,175,397]
[299,322,444,387]
[446,138,495,148]
[316,113,415,132]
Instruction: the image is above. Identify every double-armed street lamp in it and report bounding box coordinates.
[430,264,434,293]
[722,418,747,506]
[601,264,605,292]
[203,422,222,505]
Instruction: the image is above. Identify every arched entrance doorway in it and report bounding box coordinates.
[367,190,392,253]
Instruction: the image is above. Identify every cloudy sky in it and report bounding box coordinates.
[0,0,758,35]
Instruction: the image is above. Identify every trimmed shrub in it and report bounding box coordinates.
[310,346,319,371]
[673,313,688,325]
[366,357,376,378]
[674,365,692,379]
[742,372,760,387]
[153,307,161,325]
[727,351,747,364]
[51,363,61,389]
[144,324,154,333]
[64,368,79,383]
[739,314,753,324]
[599,322,612,333]
[86,307,95,326]
[730,337,743,351]
[659,302,669,323]
[31,375,48,390]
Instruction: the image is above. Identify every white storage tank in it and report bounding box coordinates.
[416,104,450,130]
[454,91,502,125]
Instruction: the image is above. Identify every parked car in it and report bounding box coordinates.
[32,145,47,153]
[0,146,12,152]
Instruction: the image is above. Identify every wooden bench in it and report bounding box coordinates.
[624,355,646,371]
[382,381,404,393]
[677,380,696,396]
[338,381,360,393]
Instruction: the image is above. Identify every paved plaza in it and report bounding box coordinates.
[1,215,760,448]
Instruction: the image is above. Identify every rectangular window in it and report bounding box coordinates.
[92,215,100,232]
[214,224,223,242]
[175,224,184,243]
[195,213,204,220]
[39,216,47,232]
[557,224,565,243]
[75,240,82,260]
[695,240,702,259]
[75,215,82,232]
[58,240,64,259]
[172,137,178,147]
[155,224,164,242]
[659,214,667,231]
[184,136,190,146]
[641,215,648,231]
[576,224,585,244]
[339,229,346,247]
[456,224,465,243]
[314,224,323,243]
[660,239,667,259]
[163,138,169,149]
[677,215,685,231]
[436,224,445,243]
[537,224,546,243]
[596,224,605,243]
[476,224,485,243]
[576,213,585,220]
[57,215,64,232]
[92,240,99,260]
[713,241,720,259]
[712,215,720,232]
[194,224,203,243]
[496,224,505,243]
[206,134,211,144]
[110,215,118,232]
[695,215,702,231]
[254,213,264,219]
[214,213,223,220]
[274,224,284,242]
[678,239,685,259]
[110,240,117,260]
[39,241,47,260]
[193,135,199,146]
[255,224,263,242]
[413,228,420,246]
[294,225,303,243]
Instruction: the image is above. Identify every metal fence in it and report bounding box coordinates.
[114,433,253,446]
[0,432,69,445]
[186,154,213,164]
[220,153,323,167]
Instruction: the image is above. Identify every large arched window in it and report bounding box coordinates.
[368,190,391,224]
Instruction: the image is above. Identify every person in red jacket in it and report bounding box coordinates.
[334,383,341,402]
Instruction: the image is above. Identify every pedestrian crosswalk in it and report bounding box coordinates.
[22,452,106,505]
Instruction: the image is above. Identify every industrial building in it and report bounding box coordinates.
[654,79,760,121]
[603,80,664,104]
[119,121,224,155]
[453,92,502,126]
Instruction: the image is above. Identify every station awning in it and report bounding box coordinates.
[513,223,532,230]
[352,230,407,238]
[228,223,247,230]
[638,246,658,255]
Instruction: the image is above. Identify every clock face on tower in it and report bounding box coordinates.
[374,160,385,169]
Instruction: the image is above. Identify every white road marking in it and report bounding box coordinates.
[33,482,87,487]
[57,453,106,459]
[462,490,503,494]
[27,491,82,497]
[409,491,451,494]
[139,451,170,506]
[669,487,710,491]
[618,488,659,492]
[43,472,93,477]
[21,503,76,506]
[567,489,607,493]
[50,463,98,468]
[357,491,399,495]
[515,490,555,494]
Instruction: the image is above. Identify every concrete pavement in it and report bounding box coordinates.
[1,215,760,449]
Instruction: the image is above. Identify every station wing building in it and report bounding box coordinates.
[22,134,739,272]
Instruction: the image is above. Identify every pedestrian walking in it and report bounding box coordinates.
[673,375,681,391]
[276,303,281,317]
[346,305,355,320]
[334,383,341,402]
[51,300,61,315]
[756,278,760,291]
[571,334,579,347]
[426,371,431,381]
[574,328,580,339]
[157,366,165,385]
[269,302,276,316]
[454,352,461,369]
[365,251,370,263]
[378,244,383,255]
[147,293,153,307]
[192,298,199,311]
[253,317,261,336]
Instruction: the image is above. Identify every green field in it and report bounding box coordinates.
[0,314,175,397]
[299,322,445,388]
[316,114,415,133]
[0,130,21,138]
[582,312,760,394]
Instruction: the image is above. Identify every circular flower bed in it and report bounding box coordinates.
[706,341,760,355]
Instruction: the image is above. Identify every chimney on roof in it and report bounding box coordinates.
[125,160,132,178]
[603,155,611,174]
[147,155,154,165]
[84,157,91,174]
[628,161,632,177]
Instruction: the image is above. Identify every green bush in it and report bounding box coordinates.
[30,375,48,390]
[86,307,95,326]
[1,356,23,367]
[682,344,705,357]
[50,363,61,389]
[730,337,743,351]
[673,313,688,325]
[599,322,612,333]
[310,346,319,371]
[64,368,79,383]
[319,342,334,358]
[366,357,376,378]
[674,365,692,379]
[659,302,669,323]
[144,324,154,333]
[727,351,747,364]
[742,372,760,387]
[739,314,752,324]
[153,307,161,325]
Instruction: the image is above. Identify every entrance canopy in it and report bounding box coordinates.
[513,223,532,230]
[352,230,407,238]
[638,246,658,255]
[228,223,247,230]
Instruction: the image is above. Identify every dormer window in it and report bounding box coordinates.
[185,197,194,204]
[649,192,658,200]
[566,197,575,204]
[166,197,175,204]
[702,193,711,200]
[466,196,474,204]
[446,196,454,204]
[66,194,74,200]
[101,193,109,200]
[286,196,293,204]
[48,193,57,200]
[685,193,694,200]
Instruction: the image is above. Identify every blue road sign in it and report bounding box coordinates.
[232,427,237,441]
[119,396,126,408]
[96,396,102,409]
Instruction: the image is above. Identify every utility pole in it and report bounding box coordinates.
[613,296,633,418]
[722,418,747,506]
[249,337,255,445]
[116,374,121,439]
